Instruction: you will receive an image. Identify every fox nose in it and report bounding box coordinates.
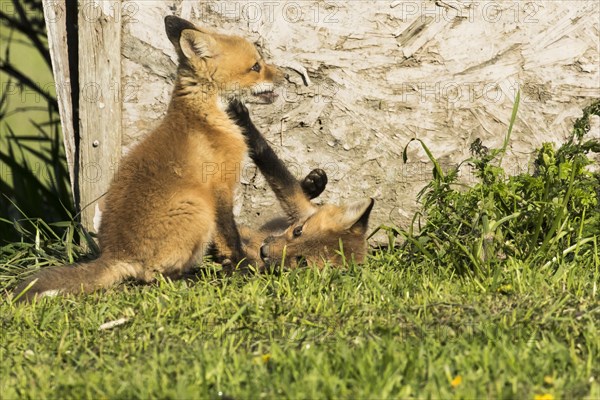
[261,236,275,260]
[268,65,286,84]
[260,244,269,260]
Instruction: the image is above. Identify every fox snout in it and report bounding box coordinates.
[259,63,284,83]
[259,236,307,269]
[259,244,270,261]
[248,64,284,104]
[259,236,275,262]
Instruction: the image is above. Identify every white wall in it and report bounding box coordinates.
[120,0,599,238]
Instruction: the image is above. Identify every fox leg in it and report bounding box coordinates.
[212,192,250,271]
[227,100,319,221]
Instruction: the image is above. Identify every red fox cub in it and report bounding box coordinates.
[227,100,375,269]
[14,16,282,301]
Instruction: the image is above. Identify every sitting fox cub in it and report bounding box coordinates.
[228,100,374,269]
[14,16,282,300]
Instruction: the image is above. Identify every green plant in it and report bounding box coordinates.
[1,235,598,398]
[398,96,600,275]
[1,97,598,400]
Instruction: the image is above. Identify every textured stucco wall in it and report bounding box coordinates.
[120,1,599,240]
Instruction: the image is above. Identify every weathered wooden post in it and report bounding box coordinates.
[43,0,122,234]
[77,0,122,232]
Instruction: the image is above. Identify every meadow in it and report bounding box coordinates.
[1,2,598,398]
[1,100,598,398]
[0,218,598,398]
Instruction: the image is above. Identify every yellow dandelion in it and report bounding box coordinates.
[252,354,271,365]
[450,375,462,388]
[534,394,554,400]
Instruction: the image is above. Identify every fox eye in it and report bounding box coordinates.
[292,226,303,238]
[250,62,261,73]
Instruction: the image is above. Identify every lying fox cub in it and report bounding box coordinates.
[14,15,282,301]
[228,100,374,269]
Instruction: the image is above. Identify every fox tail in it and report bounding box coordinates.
[13,258,134,302]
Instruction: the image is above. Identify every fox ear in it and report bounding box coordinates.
[164,16,217,59]
[164,15,197,45]
[179,29,218,59]
[340,198,375,234]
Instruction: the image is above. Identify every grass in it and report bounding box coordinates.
[1,99,599,398]
[1,246,599,399]
[0,2,598,396]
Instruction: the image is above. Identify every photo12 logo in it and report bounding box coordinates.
[391,1,540,24]
[399,81,542,105]
[80,1,139,23]
[192,1,340,24]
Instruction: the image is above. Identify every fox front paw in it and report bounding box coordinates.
[301,168,328,199]
[226,99,252,128]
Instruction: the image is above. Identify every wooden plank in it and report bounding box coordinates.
[42,0,75,198]
[78,0,122,233]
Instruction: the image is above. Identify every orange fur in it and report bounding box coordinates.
[242,199,375,269]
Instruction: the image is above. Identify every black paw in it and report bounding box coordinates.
[227,99,252,128]
[301,168,328,199]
